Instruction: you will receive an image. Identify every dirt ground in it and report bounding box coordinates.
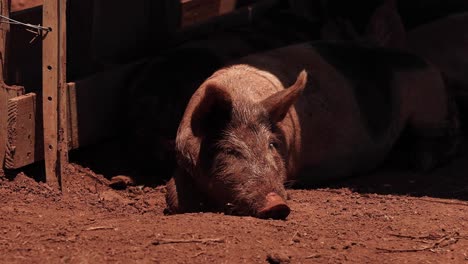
[1,146,468,264]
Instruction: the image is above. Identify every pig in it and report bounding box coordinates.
[164,41,461,219]
[322,0,468,131]
[112,11,321,188]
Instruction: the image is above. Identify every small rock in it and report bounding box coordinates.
[266,251,291,264]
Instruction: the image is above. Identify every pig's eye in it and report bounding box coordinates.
[226,148,242,157]
[269,142,278,150]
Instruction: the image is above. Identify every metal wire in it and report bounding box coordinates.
[0,14,50,42]
[0,14,51,33]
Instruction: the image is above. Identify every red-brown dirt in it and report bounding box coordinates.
[2,146,468,264]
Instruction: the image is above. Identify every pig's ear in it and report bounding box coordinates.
[262,70,307,123]
[191,83,232,137]
[365,0,408,49]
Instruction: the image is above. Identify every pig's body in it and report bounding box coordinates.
[167,41,460,219]
[322,2,468,108]
[230,41,446,183]
[408,13,468,86]
[334,0,468,129]
[406,13,468,122]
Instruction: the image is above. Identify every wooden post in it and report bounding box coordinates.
[11,0,43,13]
[42,0,68,189]
[0,0,24,176]
[0,0,8,80]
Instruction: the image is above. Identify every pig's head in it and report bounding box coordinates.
[168,69,307,220]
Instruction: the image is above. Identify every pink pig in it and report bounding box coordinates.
[165,41,460,219]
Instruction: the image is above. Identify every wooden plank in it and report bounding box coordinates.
[0,85,23,174]
[4,93,42,169]
[175,0,280,42]
[42,0,59,188]
[11,0,43,13]
[219,0,237,15]
[42,0,67,189]
[181,0,220,28]
[57,0,68,179]
[180,0,238,28]
[67,82,78,149]
[0,0,25,175]
[1,0,9,79]
[4,60,146,169]
[0,0,9,176]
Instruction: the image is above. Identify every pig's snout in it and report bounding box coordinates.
[257,192,290,220]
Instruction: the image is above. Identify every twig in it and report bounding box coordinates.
[152,238,224,245]
[418,197,468,207]
[389,233,435,240]
[289,231,299,245]
[377,247,429,253]
[377,233,460,253]
[84,226,116,231]
[305,254,322,259]
[193,251,205,258]
[388,233,439,242]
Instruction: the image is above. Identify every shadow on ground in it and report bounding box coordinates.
[303,138,468,201]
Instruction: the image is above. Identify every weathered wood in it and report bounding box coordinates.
[5,93,42,169]
[11,0,43,13]
[181,0,220,28]
[57,0,68,180]
[0,85,24,174]
[0,0,9,176]
[1,0,25,175]
[1,0,9,79]
[219,0,237,15]
[67,82,78,149]
[42,0,67,189]
[5,60,146,168]
[180,0,238,28]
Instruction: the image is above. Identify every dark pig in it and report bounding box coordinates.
[322,0,468,130]
[165,41,461,219]
[369,4,468,129]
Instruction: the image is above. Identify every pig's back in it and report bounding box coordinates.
[408,13,468,123]
[408,12,468,88]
